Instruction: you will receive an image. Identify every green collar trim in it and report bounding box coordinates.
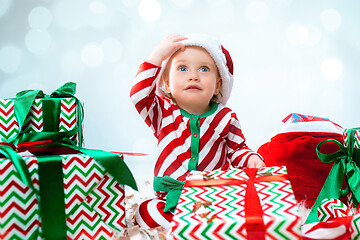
[180,102,218,119]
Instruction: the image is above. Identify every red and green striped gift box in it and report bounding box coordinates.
[0,150,134,239]
[171,166,302,240]
[0,82,83,146]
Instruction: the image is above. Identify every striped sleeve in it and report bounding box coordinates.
[226,112,259,168]
[130,62,163,137]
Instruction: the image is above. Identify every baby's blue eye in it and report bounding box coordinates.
[178,66,187,71]
[200,67,209,72]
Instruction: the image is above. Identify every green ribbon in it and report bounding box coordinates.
[305,128,360,224]
[153,176,185,213]
[37,154,67,240]
[7,82,83,146]
[42,98,60,132]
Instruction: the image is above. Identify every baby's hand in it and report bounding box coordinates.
[247,154,265,168]
[147,33,187,66]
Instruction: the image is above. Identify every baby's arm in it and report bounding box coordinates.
[147,33,187,66]
[226,113,265,169]
[130,34,187,137]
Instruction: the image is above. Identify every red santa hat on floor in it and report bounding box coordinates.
[156,33,234,106]
[258,113,344,208]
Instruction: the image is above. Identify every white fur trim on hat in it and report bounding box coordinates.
[156,33,234,106]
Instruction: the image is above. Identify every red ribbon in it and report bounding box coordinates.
[185,168,288,239]
[0,142,148,157]
[0,140,54,153]
[111,151,148,156]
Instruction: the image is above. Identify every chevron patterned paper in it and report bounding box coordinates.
[0,97,82,145]
[0,153,125,239]
[318,198,351,222]
[59,98,76,132]
[0,157,41,240]
[350,212,360,239]
[24,99,43,133]
[344,128,360,149]
[171,166,302,240]
[0,99,19,140]
[60,98,83,146]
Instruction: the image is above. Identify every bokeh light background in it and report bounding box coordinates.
[1,0,359,185]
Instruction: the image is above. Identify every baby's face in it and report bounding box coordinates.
[164,46,221,114]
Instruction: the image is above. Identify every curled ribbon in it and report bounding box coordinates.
[305,128,360,224]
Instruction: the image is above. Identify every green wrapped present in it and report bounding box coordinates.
[0,82,83,146]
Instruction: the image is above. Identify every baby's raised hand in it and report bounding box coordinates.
[247,154,265,168]
[147,33,187,66]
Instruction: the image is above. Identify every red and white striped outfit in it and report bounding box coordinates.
[131,62,258,181]
[130,62,261,229]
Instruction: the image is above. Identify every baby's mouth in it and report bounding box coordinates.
[186,85,201,90]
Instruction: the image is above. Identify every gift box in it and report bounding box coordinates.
[171,166,302,239]
[305,127,360,227]
[0,82,83,146]
[0,143,137,239]
[282,113,330,124]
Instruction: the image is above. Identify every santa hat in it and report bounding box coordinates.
[156,33,234,106]
[258,113,344,208]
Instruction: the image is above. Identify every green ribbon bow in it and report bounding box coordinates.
[305,128,360,224]
[6,82,83,146]
[153,176,185,213]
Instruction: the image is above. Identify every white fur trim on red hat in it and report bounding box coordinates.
[156,33,234,106]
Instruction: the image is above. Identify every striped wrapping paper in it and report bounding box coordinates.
[171,166,302,239]
[0,153,126,239]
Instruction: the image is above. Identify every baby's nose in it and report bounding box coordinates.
[188,71,199,81]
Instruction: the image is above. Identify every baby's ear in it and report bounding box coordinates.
[164,75,169,89]
[215,78,222,95]
[161,75,171,93]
